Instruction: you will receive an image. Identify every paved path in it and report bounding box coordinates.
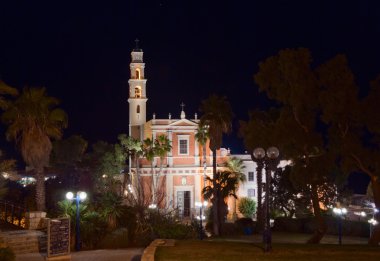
[16,248,143,261]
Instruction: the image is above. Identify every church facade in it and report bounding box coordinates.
[127,45,259,219]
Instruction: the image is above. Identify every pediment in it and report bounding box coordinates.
[169,119,198,127]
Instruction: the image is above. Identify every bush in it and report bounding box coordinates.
[235,218,255,235]
[238,197,256,218]
[273,216,370,237]
[147,210,197,240]
[220,223,240,236]
[99,228,130,249]
[0,247,15,261]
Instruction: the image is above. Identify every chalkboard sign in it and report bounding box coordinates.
[47,218,70,257]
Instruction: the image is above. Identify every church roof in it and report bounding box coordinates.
[148,118,199,130]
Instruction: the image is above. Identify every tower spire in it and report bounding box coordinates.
[134,38,142,52]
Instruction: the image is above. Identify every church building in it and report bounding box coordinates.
[127,43,259,219]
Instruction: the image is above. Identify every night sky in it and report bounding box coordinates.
[1,0,380,193]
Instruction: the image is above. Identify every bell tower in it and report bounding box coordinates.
[128,39,148,140]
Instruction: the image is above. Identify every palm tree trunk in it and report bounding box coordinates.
[151,163,155,204]
[203,145,207,192]
[35,168,46,211]
[135,156,143,205]
[369,177,380,245]
[232,196,237,221]
[212,148,219,236]
[307,183,327,244]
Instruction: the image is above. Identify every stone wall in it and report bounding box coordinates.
[25,211,47,230]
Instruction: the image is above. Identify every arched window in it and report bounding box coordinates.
[137,105,140,114]
[135,86,141,98]
[136,69,140,79]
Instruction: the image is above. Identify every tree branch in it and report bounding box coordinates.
[293,108,309,133]
[350,153,375,178]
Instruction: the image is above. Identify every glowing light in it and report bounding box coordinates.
[78,191,87,201]
[148,204,157,209]
[368,218,378,226]
[66,192,74,200]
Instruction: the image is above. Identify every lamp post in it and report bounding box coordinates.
[253,147,279,253]
[66,191,87,251]
[195,201,208,240]
[368,207,379,238]
[333,207,347,245]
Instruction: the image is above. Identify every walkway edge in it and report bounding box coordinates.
[141,239,175,261]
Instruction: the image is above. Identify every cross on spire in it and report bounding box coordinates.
[180,102,185,111]
[135,38,140,49]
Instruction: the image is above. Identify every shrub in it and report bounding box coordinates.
[235,218,255,234]
[220,223,240,236]
[0,247,15,261]
[238,197,256,218]
[99,228,130,249]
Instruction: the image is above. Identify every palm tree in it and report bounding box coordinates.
[143,137,156,203]
[118,134,143,200]
[195,124,209,192]
[2,87,67,211]
[203,170,239,235]
[0,150,16,199]
[224,157,246,220]
[0,80,19,110]
[200,94,233,236]
[154,134,172,175]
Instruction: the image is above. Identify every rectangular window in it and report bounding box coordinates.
[248,189,255,198]
[248,172,254,182]
[179,139,188,154]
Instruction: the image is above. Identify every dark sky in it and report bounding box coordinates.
[1,0,380,193]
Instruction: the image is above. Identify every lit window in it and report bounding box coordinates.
[135,86,141,98]
[248,189,255,198]
[248,172,254,182]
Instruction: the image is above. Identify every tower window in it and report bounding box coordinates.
[135,86,142,98]
[136,69,141,79]
[137,105,140,114]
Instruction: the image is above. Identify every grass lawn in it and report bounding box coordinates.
[155,240,380,261]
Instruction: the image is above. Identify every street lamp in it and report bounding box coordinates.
[66,191,87,251]
[253,146,279,253]
[195,201,208,240]
[333,207,347,245]
[368,207,379,238]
